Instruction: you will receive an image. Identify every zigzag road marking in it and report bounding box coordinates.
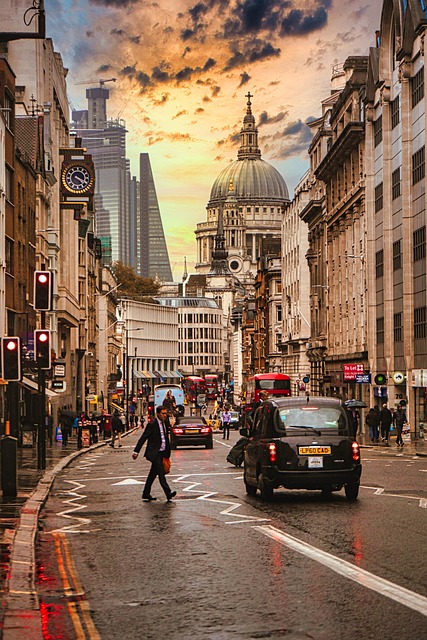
[48,480,95,535]
[173,474,270,525]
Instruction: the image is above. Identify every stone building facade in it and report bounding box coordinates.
[365,0,427,437]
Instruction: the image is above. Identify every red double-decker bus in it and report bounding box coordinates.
[246,373,292,404]
[204,374,219,400]
[182,376,207,404]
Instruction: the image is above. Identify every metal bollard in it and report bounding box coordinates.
[1,421,18,497]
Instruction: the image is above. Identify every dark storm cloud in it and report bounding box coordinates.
[120,65,137,77]
[224,41,280,70]
[281,7,329,36]
[97,64,113,73]
[111,28,125,36]
[282,119,310,137]
[238,72,251,86]
[152,65,171,83]
[211,85,221,97]
[257,110,287,126]
[89,0,139,6]
[265,118,312,159]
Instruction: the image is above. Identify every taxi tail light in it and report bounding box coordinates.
[352,442,360,462]
[200,427,211,434]
[173,427,184,435]
[268,443,277,463]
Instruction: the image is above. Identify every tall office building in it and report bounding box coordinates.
[72,86,133,266]
[139,153,173,282]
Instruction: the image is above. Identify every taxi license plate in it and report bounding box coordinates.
[308,456,323,468]
[298,446,331,455]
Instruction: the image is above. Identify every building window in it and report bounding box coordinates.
[277,305,282,323]
[5,166,13,202]
[393,312,402,342]
[376,316,384,344]
[412,146,425,184]
[414,306,426,339]
[374,182,383,213]
[391,95,400,128]
[393,240,402,270]
[375,249,384,278]
[413,226,426,262]
[392,167,401,199]
[373,115,382,147]
[412,67,424,108]
[5,237,13,273]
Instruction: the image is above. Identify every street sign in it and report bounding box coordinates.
[356,373,371,384]
[343,364,364,381]
[52,380,66,392]
[302,375,310,384]
[54,363,65,377]
[392,371,405,384]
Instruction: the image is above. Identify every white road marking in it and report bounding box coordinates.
[255,524,427,617]
[420,499,427,509]
[361,485,425,507]
[171,474,270,524]
[112,478,144,485]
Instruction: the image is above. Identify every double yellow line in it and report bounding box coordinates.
[53,532,101,639]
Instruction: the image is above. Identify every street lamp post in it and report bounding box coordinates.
[125,327,144,423]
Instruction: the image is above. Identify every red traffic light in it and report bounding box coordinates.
[34,270,52,311]
[34,330,51,369]
[1,337,21,381]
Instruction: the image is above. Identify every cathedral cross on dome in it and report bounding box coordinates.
[245,91,253,107]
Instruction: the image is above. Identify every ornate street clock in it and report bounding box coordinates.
[60,139,95,214]
[62,164,94,194]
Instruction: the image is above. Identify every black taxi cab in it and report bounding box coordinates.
[241,397,362,501]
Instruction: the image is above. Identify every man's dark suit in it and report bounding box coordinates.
[134,417,173,499]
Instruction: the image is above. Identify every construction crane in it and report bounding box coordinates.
[74,78,117,87]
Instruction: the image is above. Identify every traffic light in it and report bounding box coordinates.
[34,271,52,311]
[374,373,387,385]
[1,337,21,381]
[34,330,51,369]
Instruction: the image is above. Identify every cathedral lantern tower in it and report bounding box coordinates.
[195,93,290,288]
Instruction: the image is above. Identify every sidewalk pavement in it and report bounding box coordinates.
[358,433,427,456]
[0,428,425,639]
[0,428,138,640]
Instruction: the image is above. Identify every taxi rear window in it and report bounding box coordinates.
[277,406,347,431]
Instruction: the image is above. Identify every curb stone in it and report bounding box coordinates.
[2,429,138,640]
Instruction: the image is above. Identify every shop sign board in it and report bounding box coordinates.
[356,373,371,384]
[343,364,364,381]
[412,369,427,387]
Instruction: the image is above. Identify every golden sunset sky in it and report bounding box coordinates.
[46,0,382,280]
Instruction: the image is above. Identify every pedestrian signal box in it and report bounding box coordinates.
[374,373,387,385]
[34,271,52,310]
[34,330,51,369]
[1,337,21,381]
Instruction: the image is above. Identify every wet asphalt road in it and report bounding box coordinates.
[36,431,427,640]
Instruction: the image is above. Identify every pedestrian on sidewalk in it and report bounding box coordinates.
[379,404,393,444]
[393,405,407,447]
[221,407,232,440]
[109,410,123,448]
[132,406,176,502]
[366,407,380,442]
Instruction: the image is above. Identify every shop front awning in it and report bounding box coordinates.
[134,370,183,380]
[134,370,157,379]
[21,376,59,398]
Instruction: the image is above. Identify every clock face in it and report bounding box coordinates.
[63,165,92,192]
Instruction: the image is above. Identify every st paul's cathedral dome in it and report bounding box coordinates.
[195,93,290,282]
